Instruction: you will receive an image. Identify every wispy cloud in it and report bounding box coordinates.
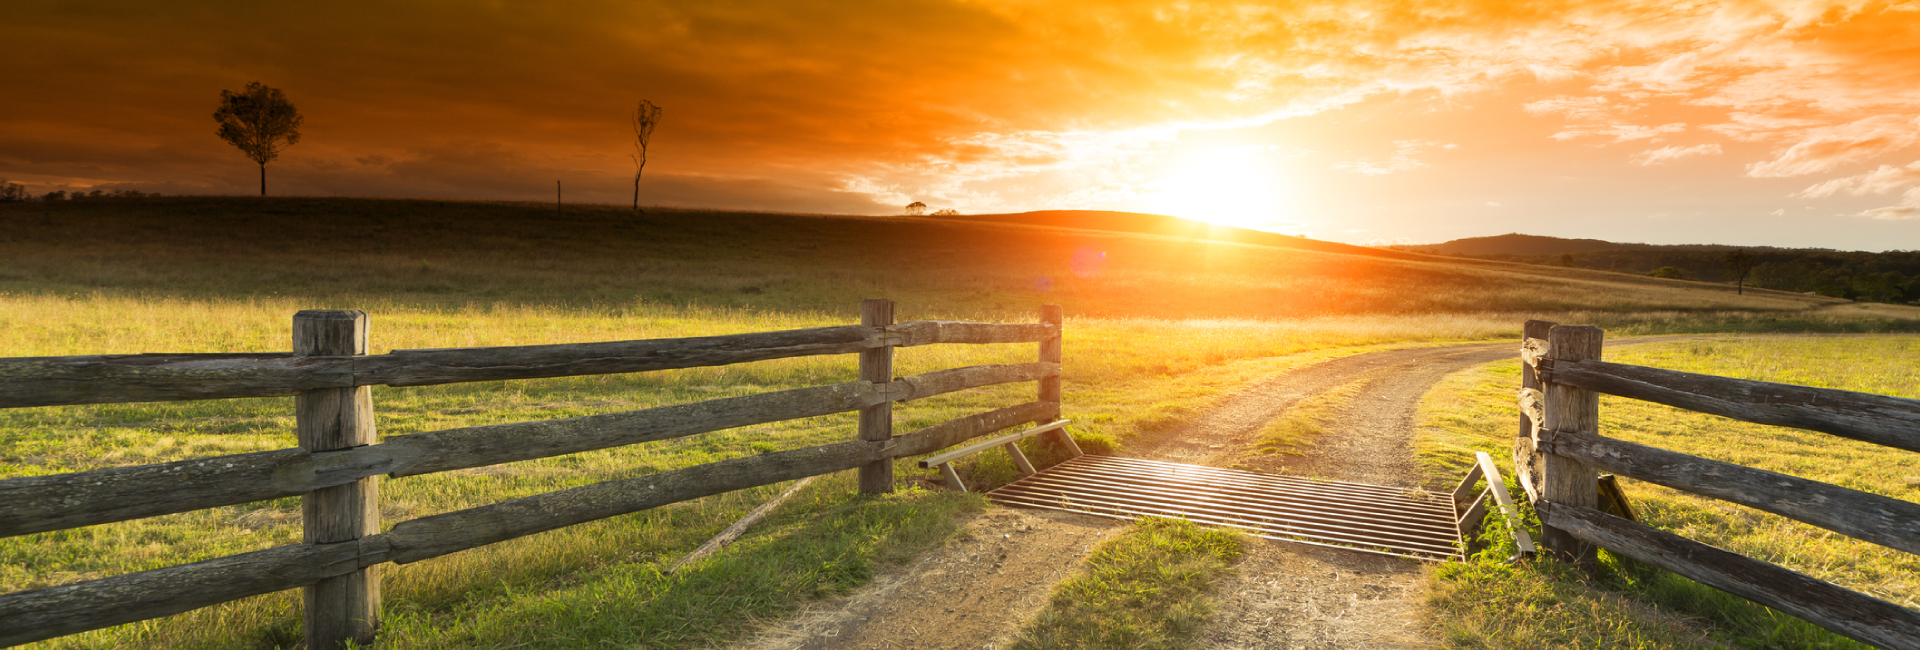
[1631,144,1723,166]
[1798,160,1920,197]
[1859,188,1920,220]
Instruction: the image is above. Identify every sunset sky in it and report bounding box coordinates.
[5,0,1919,251]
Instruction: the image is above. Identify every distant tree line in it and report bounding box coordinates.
[0,181,159,203]
[1412,247,1920,303]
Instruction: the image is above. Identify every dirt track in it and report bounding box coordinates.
[731,341,1527,650]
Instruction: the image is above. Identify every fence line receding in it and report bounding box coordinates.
[1514,320,1920,650]
[0,301,1075,650]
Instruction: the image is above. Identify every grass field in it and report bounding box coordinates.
[1417,335,1920,649]
[3,196,1917,648]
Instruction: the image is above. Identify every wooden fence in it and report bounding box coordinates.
[0,300,1075,649]
[1513,320,1920,650]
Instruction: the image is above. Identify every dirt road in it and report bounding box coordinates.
[733,341,1523,650]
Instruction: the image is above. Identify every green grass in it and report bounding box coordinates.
[1009,517,1244,650]
[1416,335,1920,648]
[4,197,1919,648]
[1249,377,1368,459]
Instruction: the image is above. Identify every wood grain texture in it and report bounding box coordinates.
[1513,320,1555,504]
[1,366,1052,537]
[858,299,896,494]
[294,310,379,650]
[883,401,1057,460]
[0,448,331,538]
[890,320,1058,347]
[0,540,372,647]
[893,363,1056,401]
[1538,428,1920,556]
[1539,324,1601,565]
[1544,359,1920,454]
[1038,305,1063,422]
[1540,502,1920,650]
[386,380,891,478]
[382,441,881,565]
[0,320,1061,409]
[0,352,339,407]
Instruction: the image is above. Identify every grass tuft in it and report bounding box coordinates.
[1010,517,1243,650]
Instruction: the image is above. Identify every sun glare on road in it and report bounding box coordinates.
[1150,147,1288,230]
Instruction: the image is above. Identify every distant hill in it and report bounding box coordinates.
[949,210,1423,260]
[1405,234,1664,256]
[1391,233,1827,257]
[1383,234,1917,303]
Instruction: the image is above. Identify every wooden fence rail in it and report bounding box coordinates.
[0,320,1057,409]
[1515,320,1920,650]
[0,302,1069,649]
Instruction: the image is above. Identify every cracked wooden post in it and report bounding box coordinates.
[294,310,379,649]
[858,299,895,494]
[1539,324,1603,568]
[1038,304,1079,456]
[1514,319,1556,502]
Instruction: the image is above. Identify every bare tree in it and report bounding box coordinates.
[214,82,303,196]
[1724,249,1758,294]
[631,100,663,213]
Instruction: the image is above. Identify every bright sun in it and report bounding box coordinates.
[1149,148,1287,230]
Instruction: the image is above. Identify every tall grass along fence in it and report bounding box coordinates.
[1511,319,1920,649]
[0,300,1074,649]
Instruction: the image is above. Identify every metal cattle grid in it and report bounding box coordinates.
[986,455,1463,561]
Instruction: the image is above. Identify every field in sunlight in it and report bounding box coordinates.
[0,196,1870,321]
[2,197,1915,648]
[1417,336,1920,649]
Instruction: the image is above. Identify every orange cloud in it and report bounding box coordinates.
[3,0,1917,245]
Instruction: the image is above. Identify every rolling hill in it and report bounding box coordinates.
[0,196,1867,320]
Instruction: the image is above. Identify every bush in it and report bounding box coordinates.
[1648,266,1686,279]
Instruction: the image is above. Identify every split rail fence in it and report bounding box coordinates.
[0,300,1075,649]
[1513,320,1920,650]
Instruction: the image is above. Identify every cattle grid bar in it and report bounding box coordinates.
[987,455,1462,561]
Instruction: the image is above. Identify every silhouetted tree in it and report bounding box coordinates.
[931,208,958,216]
[905,201,927,216]
[214,82,303,196]
[1722,249,1757,294]
[0,181,27,202]
[631,99,662,214]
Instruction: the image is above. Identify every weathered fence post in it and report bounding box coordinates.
[1539,324,1603,567]
[1513,319,1555,502]
[294,310,379,649]
[1038,304,1080,455]
[858,299,895,494]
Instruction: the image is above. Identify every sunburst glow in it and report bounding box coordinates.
[1149,148,1289,230]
